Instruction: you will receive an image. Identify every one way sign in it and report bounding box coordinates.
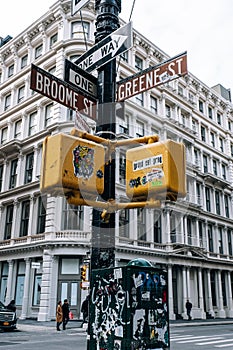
[74,22,132,72]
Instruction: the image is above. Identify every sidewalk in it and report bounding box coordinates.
[16,319,84,332]
[15,317,233,332]
[170,317,233,327]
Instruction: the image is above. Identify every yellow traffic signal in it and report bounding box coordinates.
[81,265,87,281]
[40,133,105,198]
[126,140,186,201]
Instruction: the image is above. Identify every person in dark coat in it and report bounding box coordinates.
[185,299,192,320]
[62,299,70,330]
[81,295,89,323]
[7,300,16,312]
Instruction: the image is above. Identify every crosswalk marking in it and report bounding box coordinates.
[197,338,233,345]
[170,334,198,340]
[171,332,233,348]
[178,337,223,344]
[216,343,233,348]
[171,335,221,342]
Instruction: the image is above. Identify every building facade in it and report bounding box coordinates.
[1,0,233,321]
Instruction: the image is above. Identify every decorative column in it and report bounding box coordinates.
[226,271,233,317]
[206,269,214,317]
[168,264,175,320]
[164,208,171,245]
[48,256,59,320]
[217,270,225,318]
[20,258,31,319]
[186,267,191,300]
[182,266,187,319]
[38,249,53,321]
[5,260,14,305]
[198,268,206,319]
[16,152,23,187]
[11,200,19,239]
[183,215,187,245]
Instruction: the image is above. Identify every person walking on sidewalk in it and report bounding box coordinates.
[185,299,192,320]
[56,301,63,331]
[62,299,70,330]
[81,295,89,324]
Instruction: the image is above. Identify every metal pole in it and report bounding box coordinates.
[91,0,121,270]
[88,2,121,349]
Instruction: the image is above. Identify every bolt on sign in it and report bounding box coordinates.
[30,64,97,119]
[126,140,186,201]
[117,51,187,101]
[40,133,105,198]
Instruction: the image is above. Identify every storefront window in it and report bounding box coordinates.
[15,261,25,305]
[0,262,8,303]
[33,275,42,305]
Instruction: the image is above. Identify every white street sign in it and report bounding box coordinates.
[74,22,133,72]
[32,262,41,269]
[71,0,89,16]
[64,59,98,99]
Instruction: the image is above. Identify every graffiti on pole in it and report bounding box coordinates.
[90,266,169,350]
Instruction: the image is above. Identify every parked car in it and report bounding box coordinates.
[0,301,17,330]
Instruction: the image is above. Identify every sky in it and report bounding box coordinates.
[1,0,233,93]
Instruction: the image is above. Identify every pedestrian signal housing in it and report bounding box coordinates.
[126,140,186,201]
[81,265,87,281]
[40,133,105,198]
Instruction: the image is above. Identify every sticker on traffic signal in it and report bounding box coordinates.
[40,133,105,198]
[126,140,186,201]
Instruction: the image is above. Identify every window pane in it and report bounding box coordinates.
[20,200,30,236]
[15,120,22,138]
[8,64,14,77]
[45,103,53,126]
[35,44,43,58]
[29,112,37,135]
[25,153,34,184]
[37,196,47,233]
[0,276,8,303]
[71,283,78,305]
[0,164,3,192]
[72,21,90,39]
[62,201,84,230]
[4,204,14,240]
[61,258,79,274]
[15,275,25,305]
[1,127,8,144]
[50,33,58,48]
[9,159,18,189]
[33,275,42,305]
[4,94,11,110]
[21,54,28,68]
[18,85,25,102]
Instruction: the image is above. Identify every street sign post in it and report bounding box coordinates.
[74,21,132,72]
[64,59,98,99]
[71,0,89,16]
[30,64,97,119]
[117,51,188,101]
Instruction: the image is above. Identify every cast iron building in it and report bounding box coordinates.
[0,0,233,321]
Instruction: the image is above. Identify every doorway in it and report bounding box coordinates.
[58,280,81,319]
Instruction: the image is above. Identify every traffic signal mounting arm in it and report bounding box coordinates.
[41,128,186,212]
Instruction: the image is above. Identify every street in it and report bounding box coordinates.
[0,323,87,350]
[1,322,233,349]
[171,323,233,349]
